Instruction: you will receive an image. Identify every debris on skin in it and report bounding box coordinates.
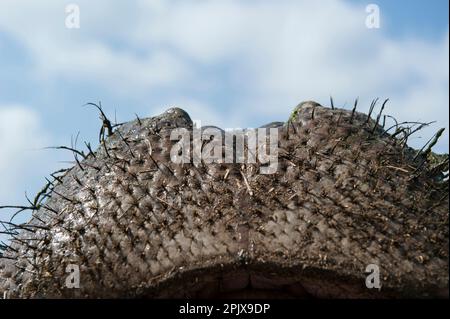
[0,101,448,299]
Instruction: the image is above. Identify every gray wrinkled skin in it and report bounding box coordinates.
[0,101,448,299]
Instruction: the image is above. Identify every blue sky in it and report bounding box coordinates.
[354,0,448,40]
[0,0,448,230]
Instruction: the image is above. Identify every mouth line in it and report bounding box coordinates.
[116,263,412,299]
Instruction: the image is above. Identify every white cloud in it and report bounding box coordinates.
[0,0,448,151]
[0,106,53,211]
[0,0,193,92]
[134,0,448,150]
[33,42,190,92]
